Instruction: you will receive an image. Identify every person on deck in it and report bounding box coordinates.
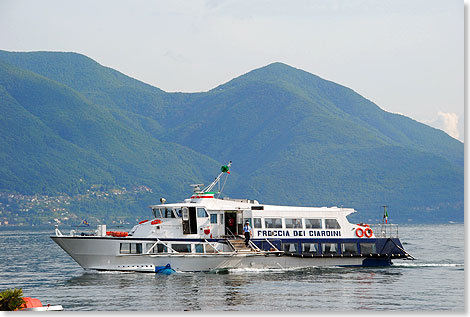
[243,221,252,247]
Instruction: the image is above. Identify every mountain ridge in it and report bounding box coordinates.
[0,50,463,224]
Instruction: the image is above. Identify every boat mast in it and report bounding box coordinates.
[201,161,232,193]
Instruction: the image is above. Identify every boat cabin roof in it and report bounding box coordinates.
[149,197,356,216]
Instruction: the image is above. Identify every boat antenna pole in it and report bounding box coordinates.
[203,161,232,193]
[382,205,389,225]
[217,167,230,199]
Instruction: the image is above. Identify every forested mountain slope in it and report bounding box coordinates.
[0,51,463,223]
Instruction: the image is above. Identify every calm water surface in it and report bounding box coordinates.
[0,224,464,311]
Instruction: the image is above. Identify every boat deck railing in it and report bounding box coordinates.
[369,223,399,238]
[224,227,239,240]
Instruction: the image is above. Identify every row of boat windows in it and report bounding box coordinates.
[152,207,342,230]
[119,242,377,255]
[120,242,218,254]
[282,242,377,255]
[208,216,341,229]
[152,207,209,219]
[253,218,341,229]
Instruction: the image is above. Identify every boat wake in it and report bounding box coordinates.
[227,263,464,273]
[226,266,343,274]
[392,262,463,268]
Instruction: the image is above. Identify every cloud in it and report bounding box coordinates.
[431,112,460,140]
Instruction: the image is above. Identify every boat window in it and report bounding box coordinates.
[195,244,204,253]
[325,219,341,229]
[197,208,209,218]
[210,214,217,224]
[265,218,282,228]
[360,243,377,254]
[253,218,262,228]
[158,208,174,218]
[174,208,182,217]
[302,243,319,254]
[285,218,302,229]
[153,208,162,218]
[146,243,157,254]
[321,243,338,254]
[282,243,299,254]
[131,243,142,254]
[120,243,130,254]
[132,243,141,254]
[120,243,142,254]
[182,207,189,220]
[157,244,167,253]
[205,243,221,253]
[219,214,224,224]
[341,243,358,254]
[161,208,175,218]
[171,244,191,253]
[145,243,167,254]
[305,218,322,229]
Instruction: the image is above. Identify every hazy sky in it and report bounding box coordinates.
[0,0,464,141]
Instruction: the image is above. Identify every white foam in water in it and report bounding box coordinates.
[226,265,345,274]
[392,262,464,268]
[228,267,299,273]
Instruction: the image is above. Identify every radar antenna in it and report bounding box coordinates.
[190,184,204,193]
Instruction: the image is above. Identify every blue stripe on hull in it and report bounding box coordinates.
[251,237,406,267]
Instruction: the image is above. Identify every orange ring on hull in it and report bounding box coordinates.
[364,227,373,238]
[355,227,364,238]
[151,219,162,225]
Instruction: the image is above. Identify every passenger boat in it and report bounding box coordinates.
[51,162,413,272]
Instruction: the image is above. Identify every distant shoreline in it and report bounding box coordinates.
[0,222,463,232]
[0,224,133,231]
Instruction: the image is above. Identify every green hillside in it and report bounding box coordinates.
[149,62,463,222]
[0,51,463,224]
[0,58,219,223]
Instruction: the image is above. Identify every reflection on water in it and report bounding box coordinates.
[222,275,250,308]
[0,224,464,311]
[55,266,405,311]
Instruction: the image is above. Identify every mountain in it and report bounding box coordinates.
[0,50,463,224]
[154,62,463,222]
[0,55,220,220]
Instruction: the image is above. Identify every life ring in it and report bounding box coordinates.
[151,219,162,225]
[139,220,149,224]
[364,227,373,238]
[355,227,364,238]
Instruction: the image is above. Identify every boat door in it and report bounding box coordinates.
[182,207,198,234]
[224,211,238,236]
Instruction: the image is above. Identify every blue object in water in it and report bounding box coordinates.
[155,263,175,275]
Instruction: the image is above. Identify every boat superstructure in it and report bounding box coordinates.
[51,162,413,272]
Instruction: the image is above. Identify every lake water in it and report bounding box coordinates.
[0,224,464,311]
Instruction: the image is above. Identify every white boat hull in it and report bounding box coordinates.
[51,236,364,272]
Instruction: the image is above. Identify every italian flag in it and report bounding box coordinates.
[384,208,389,224]
[191,192,215,199]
